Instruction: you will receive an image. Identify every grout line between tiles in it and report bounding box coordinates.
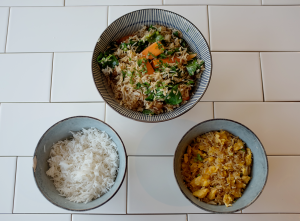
[206,5,211,47]
[107,6,109,27]
[212,102,215,118]
[259,52,265,102]
[12,156,18,213]
[4,7,11,53]
[126,172,128,214]
[49,53,55,102]
[64,0,66,6]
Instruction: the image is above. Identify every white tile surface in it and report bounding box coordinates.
[108,6,210,45]
[202,52,263,101]
[14,157,126,214]
[0,215,70,221]
[66,0,162,5]
[128,156,207,213]
[0,103,105,156]
[51,52,103,102]
[263,0,300,5]
[0,157,16,213]
[6,7,107,52]
[73,215,186,221]
[106,103,213,156]
[0,0,64,6]
[261,53,300,101]
[189,214,300,221]
[244,157,300,213]
[0,7,9,52]
[164,0,261,5]
[209,6,300,51]
[0,53,53,102]
[214,102,300,155]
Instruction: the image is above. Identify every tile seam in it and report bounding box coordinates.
[49,53,55,102]
[259,52,266,102]
[206,5,211,47]
[12,156,18,213]
[4,7,11,53]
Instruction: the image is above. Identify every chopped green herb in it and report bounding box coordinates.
[197,174,201,177]
[240,149,246,152]
[143,109,154,115]
[197,154,203,162]
[97,53,104,62]
[129,57,131,61]
[187,28,189,32]
[186,80,194,86]
[137,59,143,66]
[145,93,154,101]
[136,82,142,89]
[186,59,204,76]
[142,82,150,87]
[173,31,179,37]
[159,53,167,59]
[165,85,182,105]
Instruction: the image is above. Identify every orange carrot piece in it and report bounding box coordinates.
[116,35,133,44]
[152,53,197,68]
[182,96,190,101]
[141,42,164,60]
[145,60,154,75]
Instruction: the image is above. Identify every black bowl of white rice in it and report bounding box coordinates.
[32,116,127,211]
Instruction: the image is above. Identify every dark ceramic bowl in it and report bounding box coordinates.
[174,119,268,213]
[33,116,127,211]
[91,8,212,123]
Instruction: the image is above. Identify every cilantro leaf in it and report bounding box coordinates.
[143,109,154,115]
[165,85,182,105]
[145,93,154,101]
[173,31,179,37]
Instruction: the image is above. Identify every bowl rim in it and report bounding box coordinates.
[32,115,128,211]
[91,8,213,123]
[173,118,269,213]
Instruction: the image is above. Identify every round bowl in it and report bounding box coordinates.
[91,8,212,123]
[33,116,127,211]
[173,119,268,213]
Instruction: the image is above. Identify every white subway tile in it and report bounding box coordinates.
[209,6,300,51]
[128,156,206,213]
[189,214,300,221]
[51,52,103,102]
[214,102,300,155]
[263,0,300,5]
[0,215,70,221]
[0,103,105,156]
[0,157,16,213]
[106,103,213,156]
[7,7,107,52]
[0,0,64,6]
[66,0,162,5]
[261,52,300,101]
[244,157,300,213]
[0,7,9,52]
[164,0,261,5]
[73,215,186,221]
[0,53,52,102]
[202,52,263,101]
[108,6,209,45]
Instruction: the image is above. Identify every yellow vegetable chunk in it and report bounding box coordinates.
[187,145,192,155]
[223,194,234,207]
[236,180,246,189]
[192,175,211,187]
[242,175,251,184]
[193,189,209,199]
[205,166,218,175]
[232,188,242,198]
[208,188,218,200]
[233,139,244,151]
[245,148,252,166]
[184,154,189,163]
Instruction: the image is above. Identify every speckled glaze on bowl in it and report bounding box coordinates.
[92,8,212,123]
[33,116,127,211]
[174,119,268,213]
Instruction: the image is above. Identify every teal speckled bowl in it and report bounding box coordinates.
[174,119,268,213]
[33,116,127,211]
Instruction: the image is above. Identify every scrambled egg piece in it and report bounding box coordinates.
[181,130,253,207]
